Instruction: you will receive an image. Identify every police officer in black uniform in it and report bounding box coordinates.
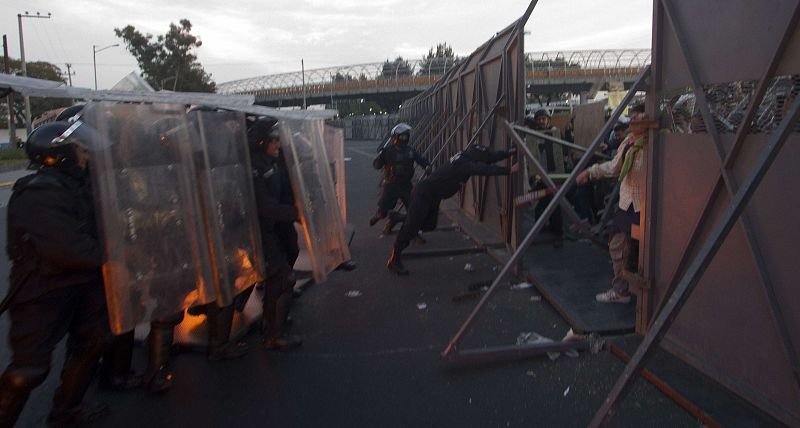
[370,123,430,234]
[248,118,302,351]
[387,142,517,275]
[525,109,565,247]
[0,121,110,427]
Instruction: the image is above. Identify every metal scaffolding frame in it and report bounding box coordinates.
[433,1,800,425]
[590,1,800,426]
[395,0,536,246]
[440,66,650,360]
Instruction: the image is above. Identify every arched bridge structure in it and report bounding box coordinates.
[216,49,651,108]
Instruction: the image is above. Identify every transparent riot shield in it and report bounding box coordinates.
[323,125,347,223]
[188,109,264,303]
[280,118,351,283]
[82,102,216,334]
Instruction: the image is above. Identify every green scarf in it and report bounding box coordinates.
[618,136,644,182]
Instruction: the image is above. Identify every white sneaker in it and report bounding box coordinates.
[595,288,631,304]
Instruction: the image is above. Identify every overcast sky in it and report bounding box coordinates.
[1,0,652,89]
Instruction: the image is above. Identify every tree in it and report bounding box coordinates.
[0,59,70,128]
[525,55,581,70]
[418,42,459,76]
[333,72,355,82]
[115,19,215,92]
[380,57,413,80]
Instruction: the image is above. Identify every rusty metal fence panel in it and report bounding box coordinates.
[641,0,800,425]
[397,4,532,245]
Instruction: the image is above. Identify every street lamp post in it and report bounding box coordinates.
[329,72,334,108]
[301,58,306,110]
[18,11,51,134]
[93,43,119,90]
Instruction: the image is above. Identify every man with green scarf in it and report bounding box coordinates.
[576,103,648,304]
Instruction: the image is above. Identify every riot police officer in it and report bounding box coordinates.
[0,121,110,427]
[370,123,430,234]
[248,118,302,350]
[525,109,565,247]
[387,142,517,275]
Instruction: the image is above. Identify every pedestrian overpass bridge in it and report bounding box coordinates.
[217,49,651,108]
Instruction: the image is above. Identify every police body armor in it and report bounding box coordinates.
[379,144,418,184]
[2,171,101,313]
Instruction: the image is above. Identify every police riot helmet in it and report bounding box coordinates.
[55,104,85,122]
[533,109,551,119]
[146,117,186,144]
[390,122,412,145]
[25,121,88,169]
[247,117,279,152]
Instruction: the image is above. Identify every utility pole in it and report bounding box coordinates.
[330,72,334,108]
[64,63,75,86]
[93,43,118,90]
[3,34,16,146]
[301,58,307,110]
[18,11,52,134]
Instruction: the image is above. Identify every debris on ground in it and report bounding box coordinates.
[344,290,362,298]
[559,329,583,358]
[453,280,494,302]
[416,302,427,310]
[563,386,571,397]
[530,295,542,302]
[468,280,492,291]
[464,263,474,272]
[511,282,532,290]
[516,331,560,361]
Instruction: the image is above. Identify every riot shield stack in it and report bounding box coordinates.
[280,118,351,284]
[188,109,265,304]
[83,102,218,334]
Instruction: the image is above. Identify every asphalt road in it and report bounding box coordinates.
[0,142,697,428]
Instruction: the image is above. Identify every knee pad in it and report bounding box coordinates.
[0,365,49,392]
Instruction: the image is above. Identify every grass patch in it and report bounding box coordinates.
[0,147,28,161]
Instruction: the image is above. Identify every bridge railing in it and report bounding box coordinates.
[217,49,652,97]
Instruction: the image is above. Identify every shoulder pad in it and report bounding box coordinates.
[13,172,62,192]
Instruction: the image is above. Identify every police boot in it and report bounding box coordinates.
[369,212,383,227]
[142,325,175,394]
[386,246,409,275]
[98,331,142,391]
[50,345,109,427]
[335,260,357,271]
[0,365,49,427]
[263,291,302,351]
[207,305,249,362]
